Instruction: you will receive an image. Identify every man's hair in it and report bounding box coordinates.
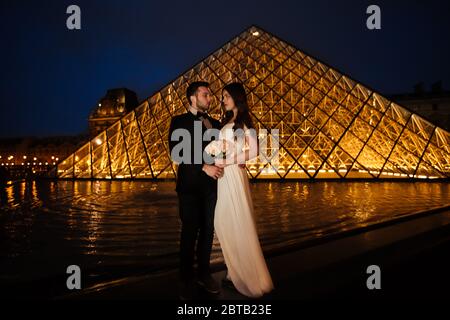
[186,81,209,105]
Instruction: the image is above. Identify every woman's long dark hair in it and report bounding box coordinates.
[220,82,255,131]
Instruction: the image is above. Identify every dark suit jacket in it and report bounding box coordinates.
[168,111,221,194]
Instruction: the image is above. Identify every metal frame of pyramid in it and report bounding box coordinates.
[54,25,450,180]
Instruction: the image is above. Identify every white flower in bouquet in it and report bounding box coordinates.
[205,139,235,159]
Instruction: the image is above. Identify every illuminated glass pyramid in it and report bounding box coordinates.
[56,26,450,179]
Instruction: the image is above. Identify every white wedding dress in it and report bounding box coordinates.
[214,122,274,298]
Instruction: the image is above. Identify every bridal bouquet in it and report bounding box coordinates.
[205,139,235,160]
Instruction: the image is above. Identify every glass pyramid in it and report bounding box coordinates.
[55,26,450,180]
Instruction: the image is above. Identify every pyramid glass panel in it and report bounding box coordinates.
[107,122,130,178]
[91,131,110,178]
[56,26,450,180]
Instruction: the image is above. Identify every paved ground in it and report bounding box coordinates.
[57,207,450,301]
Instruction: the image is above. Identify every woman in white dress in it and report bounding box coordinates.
[212,82,274,298]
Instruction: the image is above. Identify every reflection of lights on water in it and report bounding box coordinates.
[6,185,14,205]
[2,177,449,278]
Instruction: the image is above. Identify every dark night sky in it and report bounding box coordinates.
[1,0,449,138]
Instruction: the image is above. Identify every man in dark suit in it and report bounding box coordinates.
[168,81,223,299]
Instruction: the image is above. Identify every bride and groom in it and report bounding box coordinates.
[168,81,274,299]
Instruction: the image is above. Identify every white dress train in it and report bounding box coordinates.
[214,123,274,298]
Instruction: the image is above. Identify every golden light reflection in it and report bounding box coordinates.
[6,185,14,205]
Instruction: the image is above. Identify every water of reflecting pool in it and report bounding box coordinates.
[0,180,449,284]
